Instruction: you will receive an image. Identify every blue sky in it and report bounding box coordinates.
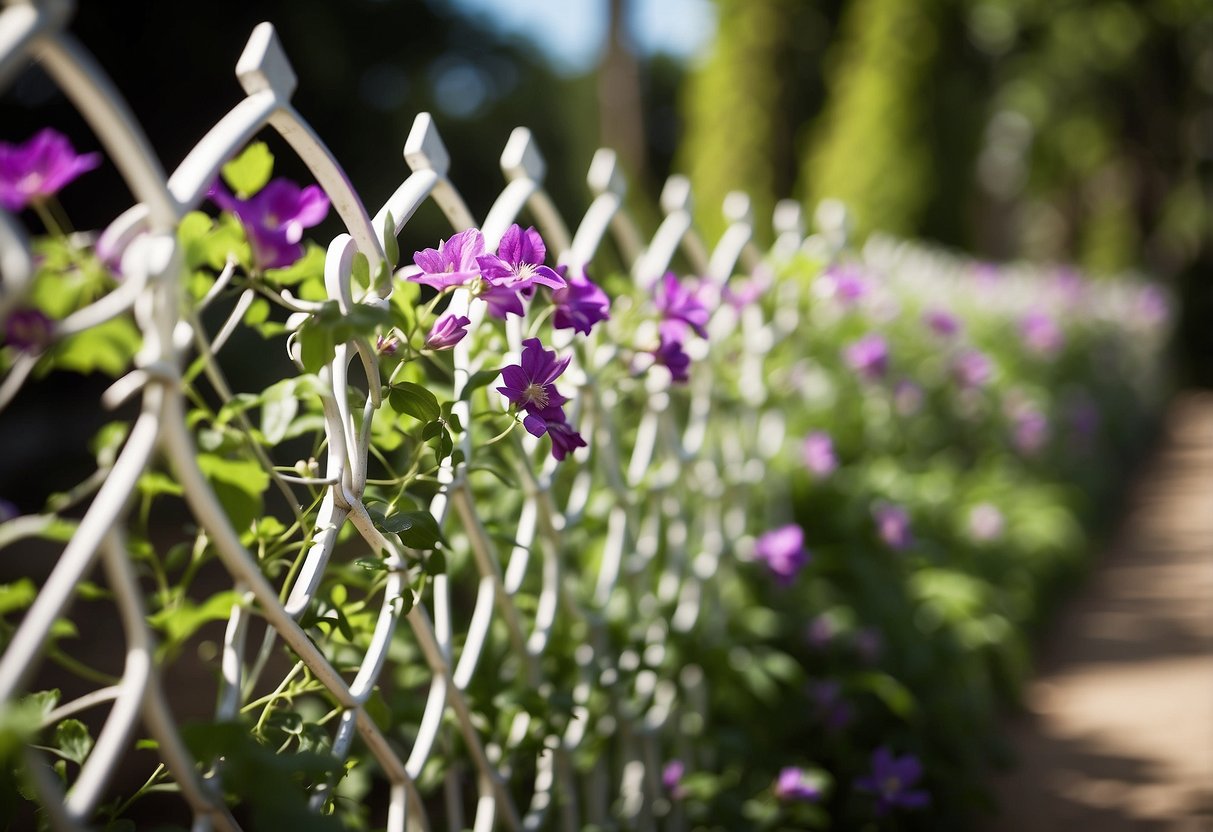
[446,0,717,75]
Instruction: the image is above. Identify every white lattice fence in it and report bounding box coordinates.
[0,2,826,829]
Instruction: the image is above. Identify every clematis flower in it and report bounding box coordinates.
[376,333,400,355]
[854,747,930,815]
[893,379,923,415]
[662,760,686,800]
[2,307,53,352]
[425,313,470,350]
[476,224,565,319]
[653,323,692,383]
[552,267,610,335]
[0,128,101,211]
[774,767,822,802]
[818,264,869,306]
[409,228,485,290]
[952,349,993,389]
[872,502,912,551]
[844,334,888,381]
[923,308,960,337]
[722,275,765,309]
[208,178,329,270]
[654,271,709,339]
[753,524,808,585]
[802,431,837,477]
[1012,405,1049,455]
[1019,309,1063,357]
[968,503,1004,542]
[498,338,585,460]
[541,408,587,461]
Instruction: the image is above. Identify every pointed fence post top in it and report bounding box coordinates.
[660,175,692,215]
[722,191,752,225]
[501,127,545,183]
[774,200,803,237]
[404,112,451,177]
[588,148,626,198]
[236,22,297,100]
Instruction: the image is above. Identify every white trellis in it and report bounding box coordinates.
[0,2,831,829]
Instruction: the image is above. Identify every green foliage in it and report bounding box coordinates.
[221,141,275,199]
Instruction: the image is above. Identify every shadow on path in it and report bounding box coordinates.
[987,392,1213,832]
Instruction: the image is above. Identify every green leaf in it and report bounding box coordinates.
[264,244,324,287]
[855,671,917,720]
[389,382,440,423]
[49,316,141,377]
[261,379,299,446]
[137,470,184,499]
[461,368,502,400]
[243,297,271,326]
[351,252,371,290]
[370,509,445,550]
[297,323,336,374]
[0,580,36,617]
[197,454,270,532]
[54,719,93,765]
[148,591,243,647]
[381,211,399,268]
[221,141,274,198]
[90,421,130,468]
[354,557,388,572]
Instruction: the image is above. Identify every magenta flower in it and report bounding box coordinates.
[923,308,960,337]
[654,271,709,339]
[376,333,400,355]
[0,129,101,211]
[498,338,584,459]
[1133,285,1169,327]
[1019,309,1063,357]
[722,275,765,309]
[844,334,888,381]
[968,503,1004,542]
[653,323,692,383]
[952,349,993,389]
[476,224,566,319]
[2,307,53,352]
[662,760,686,800]
[873,502,912,550]
[753,524,808,585]
[209,178,329,270]
[409,228,485,291]
[774,767,822,802]
[802,431,837,477]
[854,747,930,815]
[552,267,610,335]
[425,313,470,350]
[819,264,869,306]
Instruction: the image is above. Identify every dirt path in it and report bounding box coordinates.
[987,392,1213,831]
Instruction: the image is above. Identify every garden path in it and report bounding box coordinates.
[987,391,1213,831]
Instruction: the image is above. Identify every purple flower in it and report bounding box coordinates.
[0,128,101,211]
[498,338,570,424]
[872,502,912,551]
[1134,284,1169,327]
[425,313,470,350]
[543,410,587,461]
[476,224,566,319]
[722,275,765,309]
[923,308,960,337]
[968,503,1004,542]
[2,307,53,352]
[753,524,808,585]
[209,178,329,270]
[1011,404,1049,455]
[654,271,709,339]
[855,747,930,815]
[1019,309,1063,357]
[774,767,822,802]
[553,268,610,335]
[952,349,993,389]
[376,333,400,355]
[819,264,870,306]
[844,334,888,381]
[409,228,485,291]
[662,760,686,800]
[653,323,692,383]
[802,431,837,477]
[498,338,585,459]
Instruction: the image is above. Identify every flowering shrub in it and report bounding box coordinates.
[0,125,1171,832]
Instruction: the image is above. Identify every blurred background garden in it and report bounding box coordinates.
[1,0,1211,829]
